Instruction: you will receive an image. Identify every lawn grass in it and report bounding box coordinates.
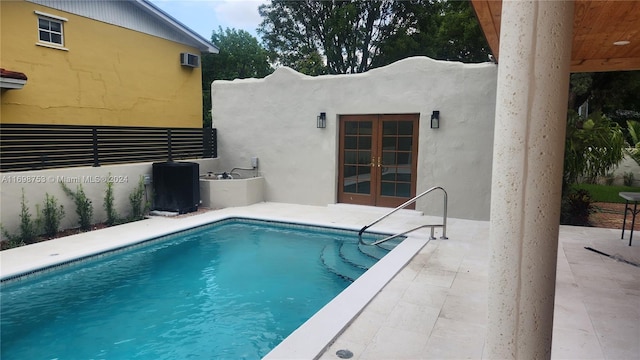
[572,183,640,203]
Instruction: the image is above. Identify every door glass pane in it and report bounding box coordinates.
[381,169,396,181]
[343,165,356,178]
[343,165,357,193]
[359,122,372,135]
[344,183,357,193]
[382,137,396,149]
[398,121,413,135]
[383,121,397,135]
[356,166,371,194]
[396,183,411,197]
[398,137,412,151]
[345,122,358,135]
[382,151,396,165]
[357,180,371,194]
[357,151,371,164]
[358,136,371,149]
[344,136,357,149]
[397,171,412,182]
[397,152,411,165]
[380,182,395,196]
[357,165,371,176]
[344,151,357,164]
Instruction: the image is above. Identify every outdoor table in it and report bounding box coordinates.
[619,192,640,246]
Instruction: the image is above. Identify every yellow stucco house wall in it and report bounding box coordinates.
[0,0,218,128]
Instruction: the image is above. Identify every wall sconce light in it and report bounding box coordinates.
[317,112,326,128]
[430,110,440,129]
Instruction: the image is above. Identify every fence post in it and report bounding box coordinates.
[212,128,217,158]
[40,154,47,170]
[167,129,173,162]
[203,128,212,158]
[92,128,100,167]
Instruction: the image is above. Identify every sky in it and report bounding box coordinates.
[149,0,268,41]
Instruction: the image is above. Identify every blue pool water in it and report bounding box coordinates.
[0,219,392,359]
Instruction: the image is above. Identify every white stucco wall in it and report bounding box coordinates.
[611,153,640,186]
[200,177,265,209]
[211,57,498,220]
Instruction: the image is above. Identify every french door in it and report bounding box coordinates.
[338,114,419,208]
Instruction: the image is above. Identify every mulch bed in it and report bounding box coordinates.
[590,202,640,230]
[1,223,110,250]
[0,208,217,250]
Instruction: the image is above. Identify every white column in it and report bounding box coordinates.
[487,1,574,359]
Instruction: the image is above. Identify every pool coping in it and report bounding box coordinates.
[263,235,428,359]
[0,204,430,359]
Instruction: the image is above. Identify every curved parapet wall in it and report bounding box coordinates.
[211,57,498,220]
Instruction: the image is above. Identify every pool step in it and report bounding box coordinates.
[358,242,389,260]
[320,242,364,282]
[340,243,379,270]
[320,237,402,282]
[377,237,404,251]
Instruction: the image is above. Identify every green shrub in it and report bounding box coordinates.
[604,173,615,185]
[1,235,25,249]
[40,193,65,237]
[129,176,149,221]
[560,188,593,226]
[623,172,635,186]
[0,227,26,249]
[61,183,93,231]
[103,176,119,226]
[1,189,38,246]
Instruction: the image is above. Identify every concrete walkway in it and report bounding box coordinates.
[1,202,638,359]
[319,215,640,360]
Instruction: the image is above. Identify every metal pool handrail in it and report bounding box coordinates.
[358,186,448,245]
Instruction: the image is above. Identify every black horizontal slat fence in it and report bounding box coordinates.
[0,124,217,172]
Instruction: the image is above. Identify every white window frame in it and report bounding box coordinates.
[35,11,68,51]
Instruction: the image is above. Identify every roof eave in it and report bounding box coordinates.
[135,0,219,54]
[0,78,27,90]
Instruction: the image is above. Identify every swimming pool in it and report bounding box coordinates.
[0,218,398,359]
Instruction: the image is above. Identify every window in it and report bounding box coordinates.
[34,11,68,49]
[38,17,63,45]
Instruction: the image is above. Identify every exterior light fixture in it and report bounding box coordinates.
[430,111,440,129]
[317,112,326,128]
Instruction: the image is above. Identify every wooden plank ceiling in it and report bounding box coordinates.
[470,0,640,72]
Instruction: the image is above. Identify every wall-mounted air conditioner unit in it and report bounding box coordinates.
[180,53,200,68]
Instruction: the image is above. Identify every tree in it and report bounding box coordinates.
[289,50,328,76]
[569,71,640,119]
[257,0,490,75]
[259,0,397,74]
[624,120,640,166]
[563,111,625,188]
[433,1,491,62]
[202,27,273,127]
[561,111,625,225]
[568,71,640,165]
[372,0,490,67]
